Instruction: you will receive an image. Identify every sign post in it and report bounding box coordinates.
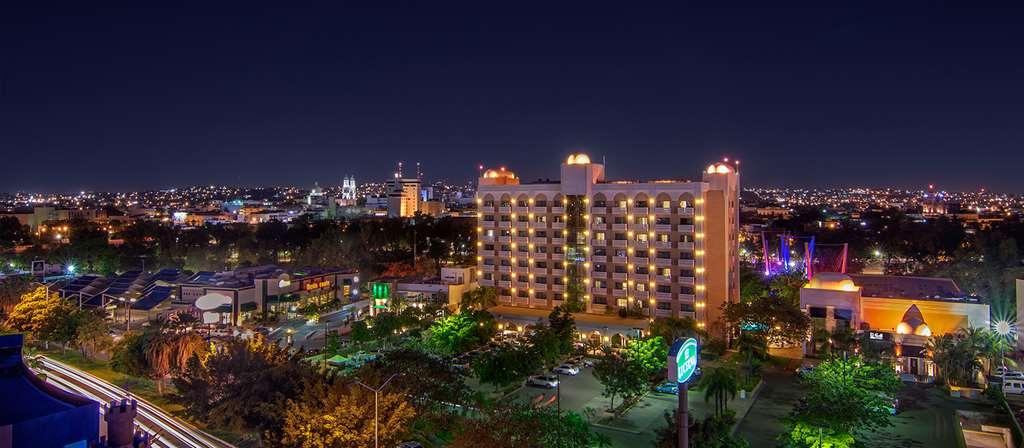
[668,337,699,448]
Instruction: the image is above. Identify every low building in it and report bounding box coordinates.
[372,265,477,312]
[800,272,989,378]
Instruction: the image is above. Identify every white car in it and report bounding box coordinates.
[553,364,580,376]
[526,375,559,388]
[995,367,1024,379]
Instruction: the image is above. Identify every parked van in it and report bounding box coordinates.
[1003,380,1024,395]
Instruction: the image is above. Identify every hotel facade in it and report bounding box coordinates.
[475,153,739,332]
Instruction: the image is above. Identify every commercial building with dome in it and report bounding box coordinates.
[474,153,739,337]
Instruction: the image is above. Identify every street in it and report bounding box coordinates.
[36,356,232,448]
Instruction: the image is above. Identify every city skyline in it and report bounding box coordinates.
[5,3,1024,192]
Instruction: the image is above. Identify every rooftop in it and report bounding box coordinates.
[848,274,978,302]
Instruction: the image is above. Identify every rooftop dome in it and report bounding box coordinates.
[566,153,592,165]
[706,162,734,174]
[482,167,517,179]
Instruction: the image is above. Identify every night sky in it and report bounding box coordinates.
[3,3,1024,192]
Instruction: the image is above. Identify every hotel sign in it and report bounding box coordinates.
[302,276,334,292]
[667,337,699,384]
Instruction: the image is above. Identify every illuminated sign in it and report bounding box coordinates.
[302,276,334,292]
[667,337,699,384]
[869,332,884,341]
[371,282,390,309]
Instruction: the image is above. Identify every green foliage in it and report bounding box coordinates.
[450,403,609,448]
[649,316,703,343]
[349,320,372,344]
[425,312,486,356]
[786,355,901,446]
[783,421,855,448]
[929,328,999,387]
[460,286,498,311]
[110,331,150,377]
[357,348,472,413]
[624,336,668,378]
[655,410,749,448]
[700,365,740,418]
[592,348,648,412]
[722,294,811,347]
[472,345,538,390]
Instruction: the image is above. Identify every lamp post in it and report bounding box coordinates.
[355,374,398,448]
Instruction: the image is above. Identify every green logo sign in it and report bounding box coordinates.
[371,282,390,309]
[670,337,699,384]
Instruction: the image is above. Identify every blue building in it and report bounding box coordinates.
[0,334,100,448]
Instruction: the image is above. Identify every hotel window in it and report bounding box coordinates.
[657,251,671,259]
[614,265,627,274]
[536,292,547,300]
[636,216,649,225]
[636,282,647,291]
[593,263,607,273]
[656,217,671,225]
[636,266,649,275]
[657,285,672,293]
[680,234,693,242]
[535,276,548,284]
[500,215,511,222]
[484,244,495,251]
[593,295,607,304]
[657,233,670,242]
[660,200,671,209]
[614,281,625,290]
[636,200,648,207]
[517,246,528,254]
[553,277,565,285]
[485,229,495,237]
[680,269,694,277]
[553,246,564,254]
[553,215,564,223]
[593,247,607,256]
[594,216,607,224]
[517,274,528,282]
[614,249,627,257]
[500,244,510,251]
[614,232,626,240]
[536,199,548,207]
[680,286,694,294]
[536,261,548,269]
[517,230,528,237]
[679,200,690,208]
[517,215,529,222]
[500,259,511,266]
[536,246,548,254]
[657,301,672,310]
[483,200,495,207]
[635,233,648,243]
[517,199,527,207]
[483,258,495,266]
[613,216,626,224]
[535,215,548,223]
[499,288,510,296]
[617,298,628,307]
[500,274,511,281]
[500,199,511,207]
[634,251,647,259]
[679,217,693,225]
[499,229,511,237]
[594,199,607,207]
[594,279,607,288]
[483,214,495,221]
[659,267,671,277]
[482,272,493,280]
[517,289,528,298]
[517,259,528,267]
[594,231,606,241]
[680,302,695,312]
[617,200,627,208]
[680,252,694,260]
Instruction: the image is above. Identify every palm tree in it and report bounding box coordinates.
[811,328,832,357]
[700,366,739,418]
[736,332,768,380]
[460,286,497,311]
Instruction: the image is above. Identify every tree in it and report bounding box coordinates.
[625,336,668,378]
[357,348,472,414]
[473,346,538,391]
[547,305,576,355]
[735,332,768,380]
[74,309,112,359]
[721,295,811,347]
[0,275,33,317]
[528,326,565,370]
[786,355,901,447]
[281,381,415,448]
[649,316,703,344]
[700,366,739,418]
[144,330,205,394]
[5,285,77,349]
[450,403,609,448]
[592,348,647,413]
[460,286,498,311]
[425,312,484,356]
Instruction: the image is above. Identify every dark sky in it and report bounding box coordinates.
[3,2,1024,193]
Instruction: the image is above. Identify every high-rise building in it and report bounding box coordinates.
[475,153,739,333]
[388,162,421,217]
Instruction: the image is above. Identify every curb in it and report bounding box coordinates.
[731,377,765,435]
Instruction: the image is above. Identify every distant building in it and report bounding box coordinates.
[373,265,477,311]
[388,176,421,218]
[340,175,357,206]
[800,272,989,378]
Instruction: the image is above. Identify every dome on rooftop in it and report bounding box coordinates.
[566,153,592,165]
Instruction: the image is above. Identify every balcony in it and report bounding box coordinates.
[498,294,512,303]
[678,242,695,251]
[612,207,627,214]
[478,279,494,286]
[591,222,608,231]
[513,281,531,289]
[655,207,672,215]
[655,241,673,249]
[497,265,512,273]
[631,240,649,249]
[497,280,511,288]
[481,234,496,243]
[679,207,695,217]
[628,256,649,265]
[611,223,627,231]
[551,206,565,214]
[678,224,695,233]
[514,296,530,305]
[612,289,627,297]
[655,292,673,301]
[590,239,607,247]
[498,206,511,213]
[531,298,549,307]
[591,207,610,215]
[496,236,511,243]
[514,206,529,214]
[481,220,496,228]
[590,255,607,263]
[513,266,529,274]
[655,258,673,267]
[655,308,673,318]
[634,290,649,300]
[654,224,672,232]
[678,259,695,268]
[498,221,512,229]
[679,293,696,301]
[612,272,627,281]
[498,250,510,258]
[630,207,648,215]
[552,284,565,292]
[657,274,672,283]
[591,303,607,314]
[611,255,628,264]
[551,253,565,261]
[551,268,565,276]
[679,276,695,285]
[612,239,627,248]
[551,222,566,230]
[513,236,529,244]
[551,237,565,245]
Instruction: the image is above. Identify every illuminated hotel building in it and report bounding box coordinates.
[475,153,739,331]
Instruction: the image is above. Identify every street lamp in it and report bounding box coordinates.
[355,374,398,448]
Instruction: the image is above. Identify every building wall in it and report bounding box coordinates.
[861,298,989,335]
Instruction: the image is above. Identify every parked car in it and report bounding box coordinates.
[655,382,679,395]
[995,367,1024,379]
[526,375,559,389]
[795,366,814,377]
[1004,380,1024,395]
[553,364,580,375]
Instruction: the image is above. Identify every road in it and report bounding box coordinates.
[36,356,234,448]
